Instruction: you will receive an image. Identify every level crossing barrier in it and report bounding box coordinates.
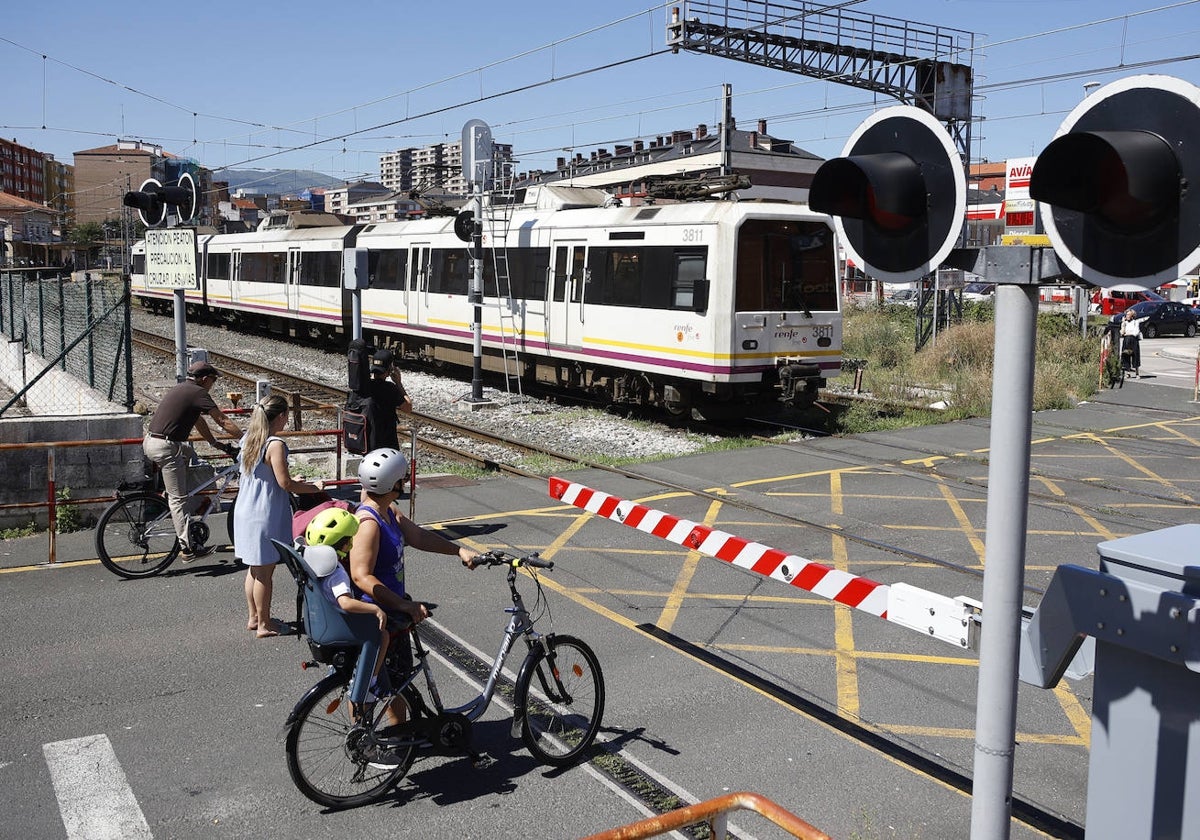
[547,476,986,650]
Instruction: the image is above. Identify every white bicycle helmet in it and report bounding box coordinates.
[302,543,340,578]
[358,447,409,493]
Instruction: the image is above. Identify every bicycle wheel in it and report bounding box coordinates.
[284,675,414,809]
[514,634,605,766]
[95,492,179,579]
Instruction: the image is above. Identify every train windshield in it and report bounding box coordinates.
[735,219,837,314]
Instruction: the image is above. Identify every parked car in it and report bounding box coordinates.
[888,288,918,306]
[1109,300,1199,338]
[1092,288,1165,315]
[963,282,995,301]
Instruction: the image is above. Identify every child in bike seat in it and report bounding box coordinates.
[303,510,391,704]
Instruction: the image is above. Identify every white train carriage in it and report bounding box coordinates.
[130,187,841,418]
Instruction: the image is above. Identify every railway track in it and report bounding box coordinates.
[134,327,587,477]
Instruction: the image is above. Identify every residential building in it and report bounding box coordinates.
[345,191,425,223]
[516,120,820,204]
[380,140,514,197]
[323,180,388,218]
[44,156,75,229]
[0,138,47,205]
[73,139,212,226]
[0,191,55,266]
[73,140,164,226]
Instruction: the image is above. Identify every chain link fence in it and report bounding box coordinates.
[0,270,134,416]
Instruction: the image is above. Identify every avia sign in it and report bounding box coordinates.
[1004,156,1037,235]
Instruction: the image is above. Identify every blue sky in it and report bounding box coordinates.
[3,1,1197,184]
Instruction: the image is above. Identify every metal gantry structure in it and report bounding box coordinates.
[668,0,979,349]
[667,0,976,161]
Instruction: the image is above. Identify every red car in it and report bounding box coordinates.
[1092,288,1165,316]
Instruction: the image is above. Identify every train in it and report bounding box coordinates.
[130,185,842,420]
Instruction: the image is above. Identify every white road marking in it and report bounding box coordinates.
[43,735,152,840]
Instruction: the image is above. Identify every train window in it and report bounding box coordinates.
[207,253,230,281]
[512,247,549,300]
[132,253,145,275]
[735,220,837,313]
[301,251,341,287]
[552,247,569,302]
[585,245,701,309]
[239,252,284,284]
[428,249,470,295]
[370,248,407,291]
[672,250,707,309]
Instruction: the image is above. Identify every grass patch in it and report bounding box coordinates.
[1,522,37,540]
[836,305,1101,434]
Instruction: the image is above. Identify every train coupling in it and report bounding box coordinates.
[777,362,823,407]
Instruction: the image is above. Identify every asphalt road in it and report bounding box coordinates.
[2,340,1198,840]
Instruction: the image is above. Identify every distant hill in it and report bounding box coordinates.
[212,168,351,196]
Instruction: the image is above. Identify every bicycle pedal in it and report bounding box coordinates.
[469,751,496,770]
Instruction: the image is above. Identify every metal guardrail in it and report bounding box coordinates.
[0,428,346,565]
[582,791,831,840]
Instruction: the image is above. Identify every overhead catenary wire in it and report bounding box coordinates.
[1,2,1198,176]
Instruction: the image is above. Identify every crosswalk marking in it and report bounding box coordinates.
[43,735,152,840]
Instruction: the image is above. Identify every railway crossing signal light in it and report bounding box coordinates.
[454,210,474,243]
[1031,75,1200,289]
[123,172,198,228]
[809,105,965,284]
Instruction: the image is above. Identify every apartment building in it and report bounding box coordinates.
[0,138,48,205]
[380,140,514,197]
[323,180,388,218]
[73,140,165,225]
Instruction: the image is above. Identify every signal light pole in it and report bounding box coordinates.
[461,119,494,409]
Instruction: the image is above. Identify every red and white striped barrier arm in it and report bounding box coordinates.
[548,476,890,619]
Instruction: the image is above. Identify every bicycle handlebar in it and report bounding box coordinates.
[475,550,554,571]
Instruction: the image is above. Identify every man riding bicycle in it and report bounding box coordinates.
[143,361,241,561]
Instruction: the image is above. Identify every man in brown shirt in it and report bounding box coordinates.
[143,361,241,560]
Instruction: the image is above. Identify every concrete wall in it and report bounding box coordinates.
[0,414,145,530]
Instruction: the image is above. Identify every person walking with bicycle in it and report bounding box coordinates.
[235,394,328,637]
[348,448,482,721]
[143,361,241,562]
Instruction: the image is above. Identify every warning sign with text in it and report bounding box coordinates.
[145,229,198,289]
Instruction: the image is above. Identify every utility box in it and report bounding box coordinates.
[1088,524,1200,839]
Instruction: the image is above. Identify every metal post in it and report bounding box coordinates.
[46,447,57,565]
[173,288,187,381]
[969,282,1039,840]
[469,190,484,402]
[85,279,96,387]
[123,275,134,410]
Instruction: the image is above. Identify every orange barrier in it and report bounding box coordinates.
[582,791,831,840]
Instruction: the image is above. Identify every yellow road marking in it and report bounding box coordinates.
[656,499,721,633]
[936,480,987,562]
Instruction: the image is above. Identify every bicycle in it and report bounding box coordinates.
[94,450,239,579]
[278,543,605,809]
[1101,323,1125,389]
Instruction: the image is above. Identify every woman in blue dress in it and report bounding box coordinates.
[234,395,326,637]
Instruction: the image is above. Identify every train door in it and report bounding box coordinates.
[286,247,302,314]
[408,243,431,324]
[230,250,242,303]
[548,242,585,348]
